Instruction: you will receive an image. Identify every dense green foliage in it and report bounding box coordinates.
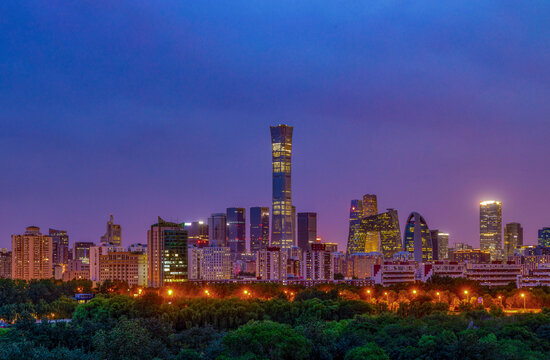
[1,278,550,359]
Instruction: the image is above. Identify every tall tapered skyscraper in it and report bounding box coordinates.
[480,200,502,260]
[270,125,294,249]
[362,194,379,252]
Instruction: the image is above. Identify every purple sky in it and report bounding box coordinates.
[1,1,549,251]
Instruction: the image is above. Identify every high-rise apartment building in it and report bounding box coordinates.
[538,228,550,247]
[270,125,294,250]
[227,208,246,255]
[208,213,227,247]
[297,212,317,251]
[188,246,232,280]
[73,242,95,264]
[504,222,523,258]
[256,247,288,280]
[479,200,502,260]
[100,214,122,246]
[403,212,433,263]
[0,249,12,278]
[250,207,269,253]
[147,217,188,287]
[89,244,125,282]
[11,226,53,281]
[362,194,379,252]
[302,243,333,280]
[49,228,69,266]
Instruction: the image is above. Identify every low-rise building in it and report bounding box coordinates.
[421,261,465,281]
[373,261,416,286]
[348,252,383,279]
[517,264,550,288]
[451,249,491,264]
[464,261,521,286]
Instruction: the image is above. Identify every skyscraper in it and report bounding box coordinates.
[360,209,402,259]
[297,212,317,251]
[208,213,227,247]
[539,228,550,247]
[49,228,69,266]
[184,221,209,247]
[250,207,270,253]
[403,212,433,263]
[227,208,246,255]
[362,194,379,252]
[100,214,122,246]
[73,241,95,264]
[147,217,188,287]
[11,226,53,281]
[479,200,502,260]
[270,124,294,249]
[346,199,365,256]
[430,230,449,260]
[504,222,523,258]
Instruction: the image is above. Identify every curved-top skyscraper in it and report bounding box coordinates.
[270,125,294,249]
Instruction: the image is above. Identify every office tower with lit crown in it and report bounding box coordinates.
[250,207,270,252]
[346,199,365,255]
[227,208,246,255]
[184,221,209,247]
[479,200,502,260]
[297,212,317,251]
[358,209,402,259]
[208,213,227,247]
[100,214,122,246]
[403,212,433,263]
[430,230,449,260]
[270,125,294,249]
[49,228,69,266]
[539,228,550,247]
[504,222,523,258]
[147,217,188,287]
[11,226,53,281]
[362,194,380,252]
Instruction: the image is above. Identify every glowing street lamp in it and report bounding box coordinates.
[204,289,210,296]
[384,292,389,303]
[167,289,173,296]
[463,290,469,303]
[366,289,372,302]
[521,293,526,310]
[436,292,441,302]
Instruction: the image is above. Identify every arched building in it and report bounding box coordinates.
[403,212,433,263]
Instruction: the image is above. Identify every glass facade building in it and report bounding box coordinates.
[147,217,188,287]
[250,207,269,252]
[539,228,550,247]
[504,222,523,258]
[358,209,402,259]
[430,230,449,260]
[297,212,317,251]
[346,199,365,256]
[362,194,379,253]
[208,213,227,247]
[403,212,433,263]
[270,125,294,249]
[227,208,246,254]
[479,200,502,260]
[49,228,69,266]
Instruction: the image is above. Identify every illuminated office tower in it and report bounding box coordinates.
[539,228,550,247]
[208,213,227,247]
[227,208,246,255]
[11,226,53,281]
[73,242,95,264]
[49,228,69,266]
[346,199,365,255]
[430,230,449,260]
[360,209,402,259]
[297,212,317,251]
[362,194,380,252]
[100,214,122,246]
[479,200,502,260]
[184,221,209,247]
[270,125,294,249]
[147,217,188,287]
[504,222,523,258]
[250,207,270,252]
[291,205,296,246]
[403,212,433,263]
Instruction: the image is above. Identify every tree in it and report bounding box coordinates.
[344,342,390,360]
[221,320,311,360]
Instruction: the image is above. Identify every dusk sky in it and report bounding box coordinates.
[1,1,549,251]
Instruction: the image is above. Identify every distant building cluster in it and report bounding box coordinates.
[4,125,549,290]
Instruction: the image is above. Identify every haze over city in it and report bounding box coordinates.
[1,1,549,250]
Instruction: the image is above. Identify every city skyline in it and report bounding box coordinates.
[2,2,550,251]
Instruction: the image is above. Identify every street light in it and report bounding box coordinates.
[167,289,173,296]
[521,293,526,310]
[204,289,210,296]
[366,289,372,302]
[436,292,441,302]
